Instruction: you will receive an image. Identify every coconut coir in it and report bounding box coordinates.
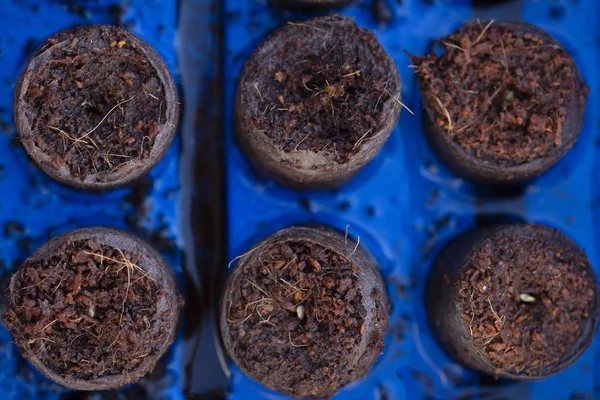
[413,21,588,167]
[457,229,596,376]
[3,239,170,380]
[225,240,374,398]
[244,15,398,163]
[23,26,166,179]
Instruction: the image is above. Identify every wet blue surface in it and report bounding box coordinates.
[225,0,600,399]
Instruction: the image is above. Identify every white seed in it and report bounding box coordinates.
[88,305,96,318]
[296,305,305,320]
[519,293,536,303]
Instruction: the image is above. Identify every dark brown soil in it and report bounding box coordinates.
[3,239,171,380]
[413,21,588,167]
[23,25,166,179]
[243,15,399,163]
[457,227,596,376]
[225,240,372,398]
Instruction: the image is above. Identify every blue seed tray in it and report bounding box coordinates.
[225,0,600,399]
[1,0,599,399]
[0,1,188,399]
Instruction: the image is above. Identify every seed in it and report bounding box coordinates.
[296,305,305,320]
[519,293,536,303]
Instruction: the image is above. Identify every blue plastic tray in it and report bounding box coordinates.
[1,0,599,399]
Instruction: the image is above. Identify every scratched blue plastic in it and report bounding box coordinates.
[0,1,185,399]
[225,1,600,399]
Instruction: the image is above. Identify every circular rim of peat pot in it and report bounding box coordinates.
[235,14,402,190]
[425,223,599,380]
[270,0,358,11]
[219,226,390,398]
[5,227,181,391]
[14,24,180,192]
[420,20,587,185]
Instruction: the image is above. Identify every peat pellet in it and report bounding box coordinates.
[15,25,179,191]
[413,21,588,184]
[426,224,599,379]
[2,227,181,390]
[236,15,401,189]
[220,226,389,398]
[270,0,357,11]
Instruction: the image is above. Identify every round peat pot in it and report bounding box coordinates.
[15,25,179,191]
[235,15,401,190]
[220,226,389,398]
[426,224,599,379]
[413,21,588,184]
[2,227,181,390]
[270,0,357,11]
